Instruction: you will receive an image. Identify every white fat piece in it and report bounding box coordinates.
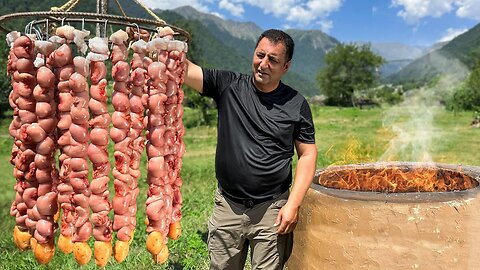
[73,29,90,54]
[73,56,90,77]
[35,40,56,56]
[26,33,37,41]
[49,35,66,46]
[88,36,109,55]
[34,56,45,68]
[86,52,109,62]
[157,26,174,39]
[6,31,21,47]
[167,40,185,52]
[55,25,75,42]
[130,39,147,53]
[109,29,129,45]
[147,37,168,52]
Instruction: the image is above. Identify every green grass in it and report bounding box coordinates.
[0,105,478,269]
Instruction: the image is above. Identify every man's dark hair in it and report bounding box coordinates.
[255,29,294,62]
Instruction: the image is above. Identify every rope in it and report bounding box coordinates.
[113,0,127,17]
[131,0,165,23]
[50,0,79,12]
[65,0,80,12]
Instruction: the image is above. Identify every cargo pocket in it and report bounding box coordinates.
[271,197,288,210]
[207,217,218,250]
[214,188,223,205]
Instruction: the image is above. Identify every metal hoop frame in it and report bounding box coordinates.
[0,11,191,42]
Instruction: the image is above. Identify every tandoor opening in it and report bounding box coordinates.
[318,165,478,193]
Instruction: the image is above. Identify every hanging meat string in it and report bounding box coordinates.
[109,29,136,264]
[86,35,113,267]
[6,21,188,266]
[144,27,186,264]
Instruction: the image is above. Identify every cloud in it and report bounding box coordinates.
[455,0,480,20]
[219,0,245,17]
[391,0,480,23]
[227,0,342,31]
[141,0,343,31]
[391,0,454,23]
[318,20,333,33]
[211,12,226,19]
[437,27,468,42]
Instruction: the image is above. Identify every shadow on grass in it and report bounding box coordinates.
[199,230,208,244]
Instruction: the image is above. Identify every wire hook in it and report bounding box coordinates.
[131,23,140,41]
[103,19,109,38]
[61,17,66,26]
[24,21,32,34]
[45,19,49,40]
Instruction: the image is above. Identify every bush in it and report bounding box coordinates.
[183,107,217,128]
[374,85,404,105]
[447,62,480,112]
[0,39,11,118]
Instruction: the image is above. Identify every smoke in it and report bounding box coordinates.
[379,51,470,162]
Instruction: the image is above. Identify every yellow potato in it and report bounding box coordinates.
[128,229,136,244]
[73,242,92,265]
[30,237,37,253]
[57,234,74,254]
[113,240,129,263]
[146,231,163,255]
[167,221,182,240]
[154,245,169,265]
[34,239,55,265]
[13,226,32,251]
[94,240,112,267]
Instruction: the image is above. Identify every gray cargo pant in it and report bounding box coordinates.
[207,188,293,270]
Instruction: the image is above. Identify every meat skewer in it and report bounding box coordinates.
[8,33,36,252]
[29,38,60,264]
[69,55,93,266]
[13,34,43,258]
[122,37,149,258]
[144,27,187,264]
[107,29,136,264]
[6,24,189,266]
[87,36,112,267]
[49,31,79,258]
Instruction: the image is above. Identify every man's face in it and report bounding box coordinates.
[252,37,290,92]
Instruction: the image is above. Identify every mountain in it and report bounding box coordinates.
[387,23,480,85]
[172,6,340,96]
[370,42,423,61]
[174,6,261,42]
[355,42,424,77]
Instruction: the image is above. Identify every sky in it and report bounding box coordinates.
[143,0,480,47]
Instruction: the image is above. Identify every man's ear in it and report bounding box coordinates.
[283,60,291,72]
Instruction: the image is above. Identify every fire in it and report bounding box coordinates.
[318,165,478,192]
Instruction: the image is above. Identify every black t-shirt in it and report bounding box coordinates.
[202,69,315,201]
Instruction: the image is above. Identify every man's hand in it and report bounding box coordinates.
[274,202,299,234]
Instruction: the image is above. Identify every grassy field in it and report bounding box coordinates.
[0,105,478,270]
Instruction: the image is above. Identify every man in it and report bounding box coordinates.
[184,29,317,269]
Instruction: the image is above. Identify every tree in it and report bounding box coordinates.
[0,39,11,118]
[317,43,384,106]
[448,60,480,112]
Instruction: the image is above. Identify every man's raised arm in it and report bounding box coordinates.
[184,59,204,93]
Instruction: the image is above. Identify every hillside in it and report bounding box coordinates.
[388,23,480,85]
[172,6,335,96]
[3,2,478,94]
